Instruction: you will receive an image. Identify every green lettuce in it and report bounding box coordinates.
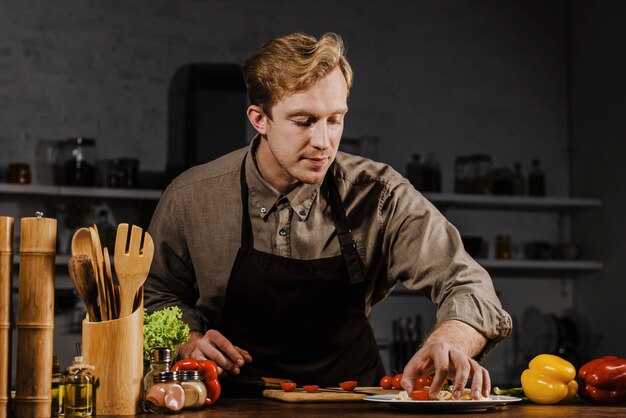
[143,306,190,366]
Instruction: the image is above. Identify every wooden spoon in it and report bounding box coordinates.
[68,255,100,322]
[72,227,106,320]
[114,223,154,317]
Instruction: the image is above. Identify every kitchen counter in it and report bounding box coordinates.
[97,398,626,417]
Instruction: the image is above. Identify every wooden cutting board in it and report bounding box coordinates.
[263,387,398,403]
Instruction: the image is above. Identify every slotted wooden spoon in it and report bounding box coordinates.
[114,223,154,317]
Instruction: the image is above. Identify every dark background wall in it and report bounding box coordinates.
[1,0,622,385]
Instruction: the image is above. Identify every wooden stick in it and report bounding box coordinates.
[0,216,14,418]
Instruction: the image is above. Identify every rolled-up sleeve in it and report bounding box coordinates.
[144,183,204,331]
[380,179,512,350]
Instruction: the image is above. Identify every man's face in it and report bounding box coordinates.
[250,66,348,193]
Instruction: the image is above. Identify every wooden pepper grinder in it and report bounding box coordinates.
[0,216,14,418]
[14,213,57,418]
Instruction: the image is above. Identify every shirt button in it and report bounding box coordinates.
[260,207,267,214]
[299,210,306,216]
[279,228,288,237]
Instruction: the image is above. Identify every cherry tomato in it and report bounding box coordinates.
[380,375,393,389]
[304,385,319,393]
[392,373,403,390]
[414,375,433,388]
[280,382,297,392]
[339,381,358,391]
[410,389,430,401]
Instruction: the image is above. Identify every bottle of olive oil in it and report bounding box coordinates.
[51,355,65,416]
[64,356,94,417]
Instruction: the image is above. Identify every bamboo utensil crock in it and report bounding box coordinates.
[82,299,144,415]
[14,215,57,418]
[0,217,14,418]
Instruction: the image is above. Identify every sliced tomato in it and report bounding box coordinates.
[410,389,430,401]
[414,375,433,388]
[392,373,403,390]
[303,385,319,393]
[280,382,297,392]
[339,381,358,391]
[380,375,393,390]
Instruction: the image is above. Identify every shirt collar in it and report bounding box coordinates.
[245,136,320,221]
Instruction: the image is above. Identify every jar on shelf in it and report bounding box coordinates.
[528,159,546,197]
[59,137,97,186]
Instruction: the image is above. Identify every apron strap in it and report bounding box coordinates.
[325,169,365,284]
[239,156,253,248]
[239,153,364,284]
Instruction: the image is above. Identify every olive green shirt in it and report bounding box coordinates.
[145,138,512,348]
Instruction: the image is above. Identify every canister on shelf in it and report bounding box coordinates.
[496,234,512,260]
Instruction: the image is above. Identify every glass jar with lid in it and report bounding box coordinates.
[145,371,185,414]
[179,370,207,409]
[143,347,172,411]
[59,137,97,186]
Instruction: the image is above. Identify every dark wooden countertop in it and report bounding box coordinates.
[96,397,626,418]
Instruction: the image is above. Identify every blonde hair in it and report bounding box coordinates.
[243,32,353,117]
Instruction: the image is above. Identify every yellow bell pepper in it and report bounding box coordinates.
[521,354,578,404]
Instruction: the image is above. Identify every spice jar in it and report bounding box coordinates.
[179,370,207,409]
[64,356,94,417]
[143,347,172,411]
[145,371,185,414]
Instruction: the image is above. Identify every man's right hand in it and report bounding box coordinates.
[177,330,253,376]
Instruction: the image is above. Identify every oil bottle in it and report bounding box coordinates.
[51,355,65,416]
[65,356,94,417]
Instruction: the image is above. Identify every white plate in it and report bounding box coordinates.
[363,394,522,412]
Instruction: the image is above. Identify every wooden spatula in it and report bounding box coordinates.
[103,247,118,320]
[114,223,154,318]
[72,227,106,321]
[89,225,110,321]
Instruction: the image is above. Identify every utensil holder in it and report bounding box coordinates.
[82,299,143,415]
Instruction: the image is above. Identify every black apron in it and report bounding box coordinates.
[218,156,384,390]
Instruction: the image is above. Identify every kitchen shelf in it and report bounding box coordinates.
[390,259,603,295]
[0,183,162,200]
[476,258,603,271]
[422,192,602,210]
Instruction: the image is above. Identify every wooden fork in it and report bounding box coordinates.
[114,223,154,318]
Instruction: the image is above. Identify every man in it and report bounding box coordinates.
[145,32,511,399]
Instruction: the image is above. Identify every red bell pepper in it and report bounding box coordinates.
[172,358,221,405]
[578,355,626,404]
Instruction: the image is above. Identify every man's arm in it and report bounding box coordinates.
[177,330,253,376]
[400,320,490,399]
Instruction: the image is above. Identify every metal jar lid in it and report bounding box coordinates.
[179,370,202,381]
[153,371,179,383]
[150,347,172,363]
